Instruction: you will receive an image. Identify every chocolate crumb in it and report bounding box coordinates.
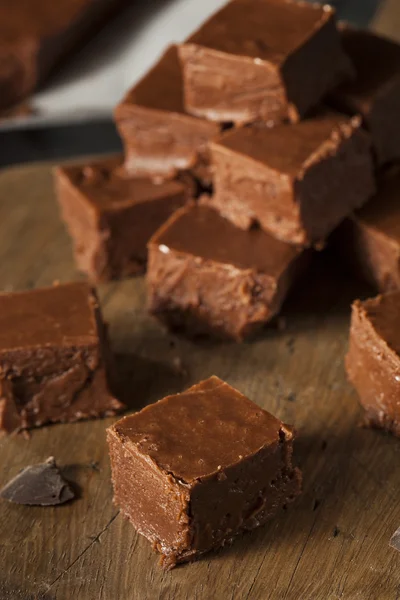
[332,526,340,538]
[286,392,296,402]
[0,457,75,506]
[312,498,321,511]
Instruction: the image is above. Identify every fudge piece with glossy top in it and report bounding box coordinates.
[107,375,301,568]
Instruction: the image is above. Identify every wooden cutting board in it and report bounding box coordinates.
[1,163,400,600]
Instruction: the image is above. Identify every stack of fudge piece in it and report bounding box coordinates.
[56,0,392,342]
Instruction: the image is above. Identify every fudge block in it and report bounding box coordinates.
[0,0,128,111]
[114,46,220,184]
[208,114,376,246]
[329,29,400,166]
[147,204,308,341]
[56,156,192,281]
[334,170,400,292]
[107,375,301,568]
[178,0,353,126]
[0,282,123,433]
[346,292,400,437]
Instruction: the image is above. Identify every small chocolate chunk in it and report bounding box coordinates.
[390,527,400,551]
[0,457,75,506]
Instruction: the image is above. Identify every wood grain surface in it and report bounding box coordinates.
[0,163,400,600]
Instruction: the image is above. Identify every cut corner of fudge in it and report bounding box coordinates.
[0,281,124,434]
[346,291,400,437]
[146,204,309,341]
[107,375,301,568]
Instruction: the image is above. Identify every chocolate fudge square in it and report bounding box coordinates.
[114,46,219,183]
[329,29,400,166]
[178,0,353,126]
[346,292,400,437]
[0,282,123,433]
[208,114,375,246]
[56,156,191,282]
[107,375,301,568]
[147,204,308,341]
[335,170,400,292]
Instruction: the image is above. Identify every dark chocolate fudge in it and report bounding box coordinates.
[178,0,353,126]
[0,282,123,433]
[208,114,376,246]
[335,170,400,292]
[107,375,301,568]
[114,46,220,183]
[56,156,192,282]
[329,29,400,166]
[147,204,308,341]
[346,292,400,437]
[0,0,128,111]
